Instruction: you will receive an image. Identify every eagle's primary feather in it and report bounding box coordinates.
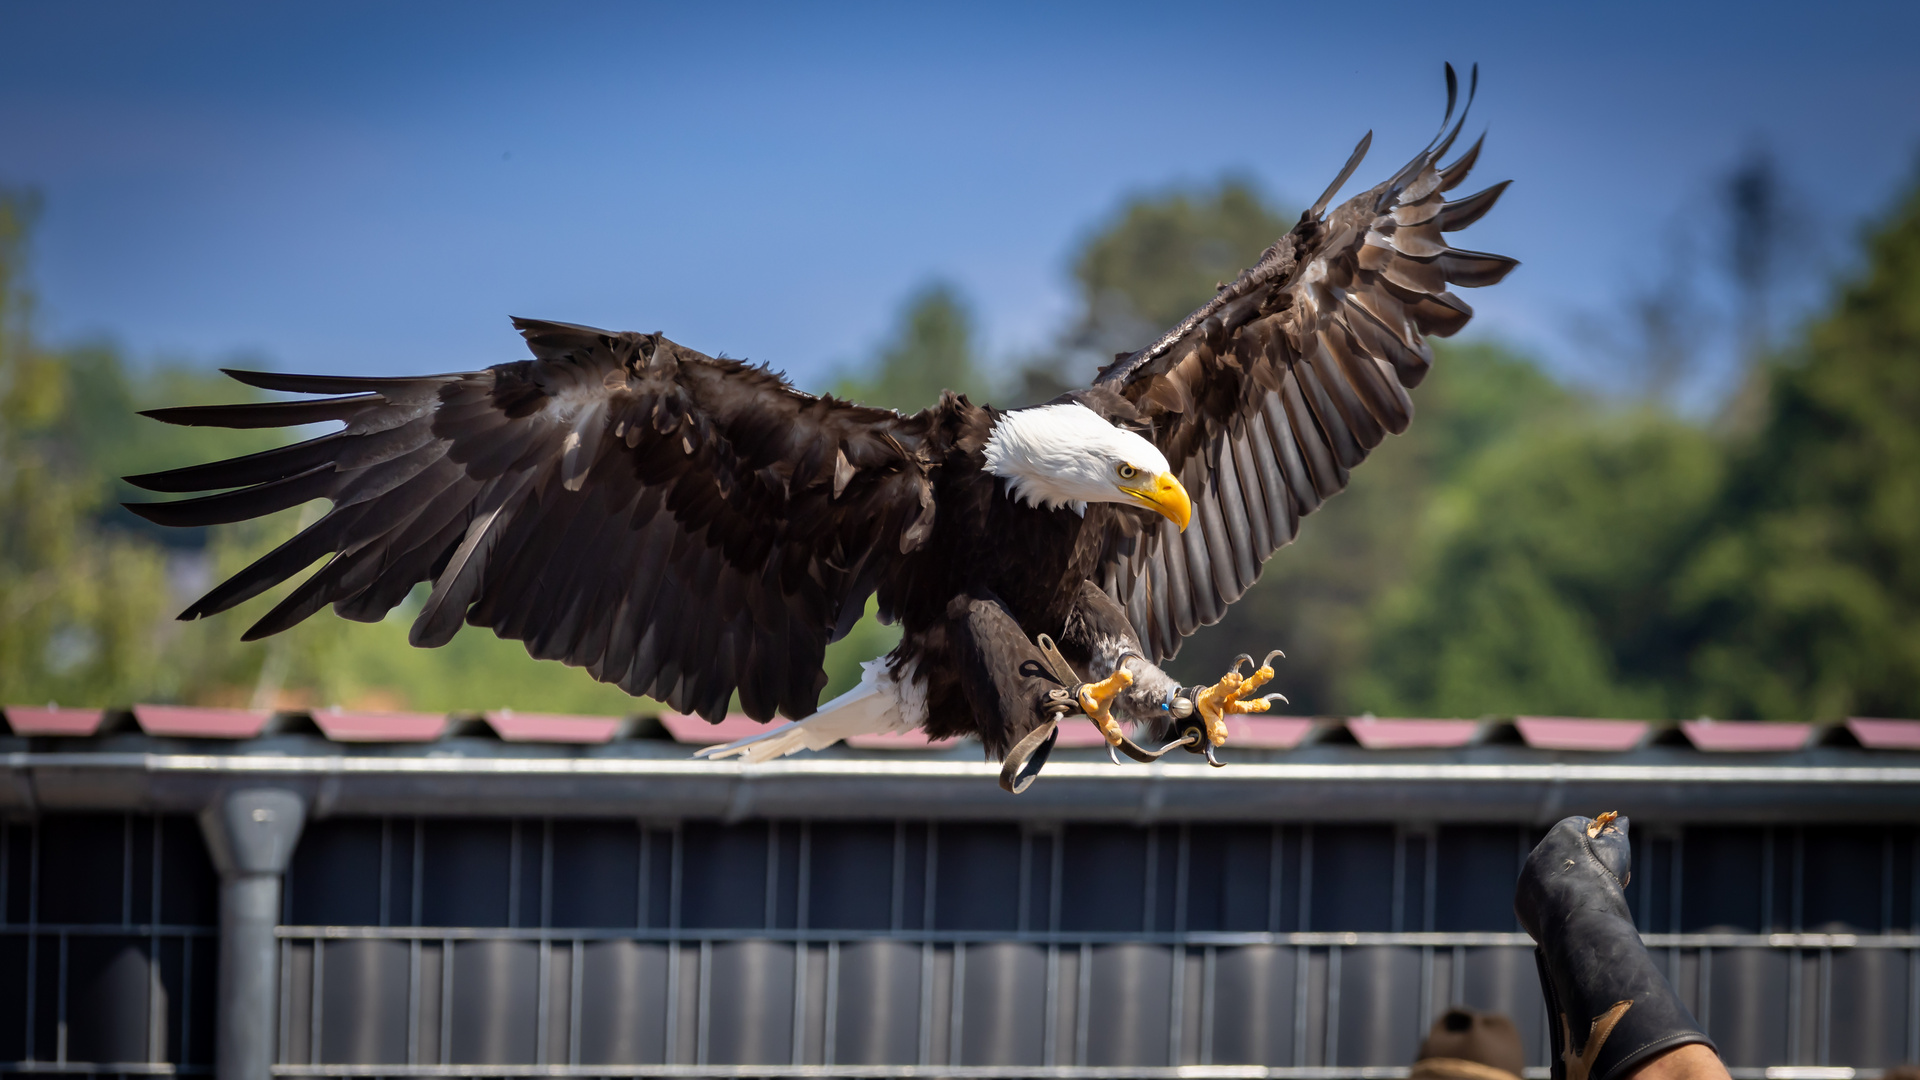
[128,67,1516,760]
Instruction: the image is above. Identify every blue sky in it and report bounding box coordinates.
[3,2,1917,400]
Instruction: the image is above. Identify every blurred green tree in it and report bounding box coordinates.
[1353,410,1724,718]
[0,192,171,706]
[832,282,987,411]
[1171,341,1587,714]
[1013,178,1294,405]
[1676,178,1920,720]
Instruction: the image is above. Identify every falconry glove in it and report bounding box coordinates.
[1514,814,1714,1080]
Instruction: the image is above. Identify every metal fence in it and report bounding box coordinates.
[3,814,1918,1077]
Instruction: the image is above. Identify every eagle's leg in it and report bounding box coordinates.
[1077,666,1134,746]
[1193,650,1288,747]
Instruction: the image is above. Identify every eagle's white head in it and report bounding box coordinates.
[982,402,1192,529]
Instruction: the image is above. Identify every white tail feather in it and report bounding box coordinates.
[695,658,922,763]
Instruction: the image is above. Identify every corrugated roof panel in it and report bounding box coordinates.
[662,713,772,745]
[1054,719,1116,748]
[1847,718,1920,750]
[1224,716,1316,749]
[312,709,448,742]
[133,705,271,739]
[1681,719,1813,752]
[3,706,106,737]
[1347,717,1482,749]
[1515,717,1650,752]
[484,711,623,744]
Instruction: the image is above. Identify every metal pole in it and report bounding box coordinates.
[199,788,307,1080]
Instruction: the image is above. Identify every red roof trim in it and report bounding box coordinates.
[484,711,624,744]
[1347,718,1482,749]
[1680,719,1813,753]
[661,713,772,745]
[1515,717,1650,752]
[1223,716,1316,750]
[4,706,107,737]
[1847,718,1920,751]
[312,709,448,743]
[133,705,272,739]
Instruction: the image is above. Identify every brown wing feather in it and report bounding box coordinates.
[1094,93,1516,661]
[126,318,935,721]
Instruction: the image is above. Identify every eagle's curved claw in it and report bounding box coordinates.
[1078,666,1134,747]
[1193,650,1286,747]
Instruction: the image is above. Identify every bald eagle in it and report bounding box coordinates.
[128,69,1513,786]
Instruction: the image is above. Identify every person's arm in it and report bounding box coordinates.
[1516,813,1724,1080]
[1629,1043,1730,1080]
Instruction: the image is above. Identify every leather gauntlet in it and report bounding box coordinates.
[1514,814,1714,1080]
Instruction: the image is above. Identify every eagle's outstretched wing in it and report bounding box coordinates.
[1092,66,1516,661]
[127,319,936,721]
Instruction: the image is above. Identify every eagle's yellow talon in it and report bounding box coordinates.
[1195,654,1285,746]
[1078,668,1133,746]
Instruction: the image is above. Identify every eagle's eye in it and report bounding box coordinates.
[1117,463,1138,480]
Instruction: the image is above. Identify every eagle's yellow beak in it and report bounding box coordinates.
[1121,472,1192,531]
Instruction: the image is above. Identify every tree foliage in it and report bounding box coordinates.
[1676,180,1920,720]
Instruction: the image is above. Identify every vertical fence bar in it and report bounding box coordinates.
[766,822,781,930]
[949,942,966,1067]
[916,941,935,1067]
[277,940,292,1066]
[1167,941,1185,1066]
[1076,942,1092,1066]
[406,939,421,1067]
[1762,825,1776,931]
[568,938,583,1067]
[1049,826,1064,934]
[1787,944,1802,1063]
[439,938,453,1066]
[637,824,652,929]
[1200,945,1217,1066]
[56,931,68,1065]
[412,819,425,927]
[794,824,808,932]
[149,816,164,1067]
[823,940,840,1066]
[1268,825,1284,933]
[507,820,522,929]
[1299,826,1314,932]
[122,813,134,927]
[1018,831,1033,933]
[25,820,38,1063]
[1325,943,1341,1067]
[1817,946,1832,1065]
[536,937,552,1065]
[891,822,907,932]
[1175,825,1191,934]
[696,939,713,1066]
[1043,942,1060,1066]
[1143,827,1159,932]
[535,821,553,1066]
[308,938,323,1066]
[1392,828,1407,934]
[181,921,194,1066]
[791,941,809,1065]
[379,818,392,929]
[1292,943,1310,1067]
[664,942,680,1065]
[1424,831,1438,932]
